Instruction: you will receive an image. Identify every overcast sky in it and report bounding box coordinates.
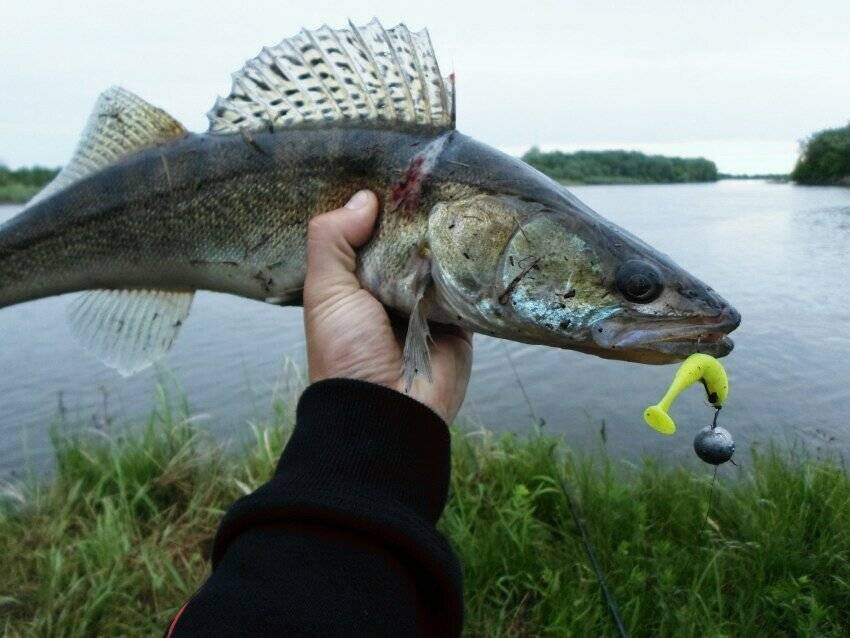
[1,0,848,173]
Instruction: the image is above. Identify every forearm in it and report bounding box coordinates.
[168,379,463,637]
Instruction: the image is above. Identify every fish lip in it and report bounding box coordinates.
[592,305,740,359]
[651,334,735,358]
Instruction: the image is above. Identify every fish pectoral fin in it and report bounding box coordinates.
[402,257,434,393]
[67,289,194,377]
[402,292,433,393]
[28,87,187,208]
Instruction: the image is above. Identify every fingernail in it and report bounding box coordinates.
[344,190,371,210]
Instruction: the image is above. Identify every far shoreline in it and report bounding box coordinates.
[557,176,789,187]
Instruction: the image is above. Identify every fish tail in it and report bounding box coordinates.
[0,87,195,374]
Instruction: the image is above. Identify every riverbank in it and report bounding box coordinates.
[1,388,848,637]
[718,173,789,182]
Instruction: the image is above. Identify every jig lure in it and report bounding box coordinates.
[644,353,735,465]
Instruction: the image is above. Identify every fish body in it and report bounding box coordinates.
[1,126,439,308]
[0,20,740,378]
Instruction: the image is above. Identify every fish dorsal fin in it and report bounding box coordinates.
[67,289,194,377]
[29,87,186,207]
[207,19,455,134]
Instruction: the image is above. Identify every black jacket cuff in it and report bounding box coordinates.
[211,378,463,633]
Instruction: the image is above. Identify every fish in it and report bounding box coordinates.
[0,19,740,386]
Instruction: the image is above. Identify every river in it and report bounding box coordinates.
[1,180,849,478]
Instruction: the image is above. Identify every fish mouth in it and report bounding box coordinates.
[591,306,741,364]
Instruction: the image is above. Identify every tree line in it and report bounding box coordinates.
[521,147,718,184]
[0,165,59,203]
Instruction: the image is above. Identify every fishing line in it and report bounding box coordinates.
[706,410,721,525]
[503,342,627,635]
[501,342,540,425]
[704,464,719,528]
[694,407,737,527]
[555,470,629,638]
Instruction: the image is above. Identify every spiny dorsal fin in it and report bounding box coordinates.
[67,289,194,377]
[206,18,455,135]
[29,87,186,207]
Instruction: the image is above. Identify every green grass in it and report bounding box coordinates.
[1,388,849,637]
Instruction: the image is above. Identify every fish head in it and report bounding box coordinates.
[428,191,740,364]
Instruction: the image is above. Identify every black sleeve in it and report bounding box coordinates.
[168,378,463,637]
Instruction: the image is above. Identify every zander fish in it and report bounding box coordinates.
[0,19,740,386]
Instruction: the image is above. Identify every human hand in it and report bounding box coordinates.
[303,190,473,423]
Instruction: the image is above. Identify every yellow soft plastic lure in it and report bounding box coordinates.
[644,353,729,435]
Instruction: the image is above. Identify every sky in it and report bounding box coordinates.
[1,0,848,174]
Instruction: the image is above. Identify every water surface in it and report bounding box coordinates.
[1,181,849,477]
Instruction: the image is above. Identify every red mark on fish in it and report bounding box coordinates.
[388,135,450,213]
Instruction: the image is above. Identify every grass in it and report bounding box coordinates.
[1,387,849,637]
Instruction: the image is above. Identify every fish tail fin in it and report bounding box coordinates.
[6,88,194,375]
[27,86,187,208]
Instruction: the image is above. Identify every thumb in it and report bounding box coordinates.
[304,190,379,303]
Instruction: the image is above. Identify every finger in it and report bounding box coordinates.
[305,190,379,302]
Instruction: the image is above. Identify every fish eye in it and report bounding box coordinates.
[616,260,663,303]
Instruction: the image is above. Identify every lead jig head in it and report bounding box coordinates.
[694,425,735,465]
[693,411,735,465]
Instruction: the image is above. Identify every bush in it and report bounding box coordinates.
[792,122,850,185]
